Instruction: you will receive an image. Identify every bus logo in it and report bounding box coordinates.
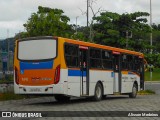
[2,112,11,117]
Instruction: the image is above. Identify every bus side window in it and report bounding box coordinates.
[127,55,134,70]
[134,56,139,72]
[90,48,102,69]
[102,50,112,69]
[64,44,79,68]
[121,54,128,70]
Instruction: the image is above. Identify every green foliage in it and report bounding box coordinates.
[0,92,21,101]
[145,68,160,81]
[138,90,155,95]
[145,53,160,67]
[14,32,29,39]
[71,32,87,41]
[0,76,13,84]
[93,11,150,49]
[24,6,73,37]
[0,92,29,101]
[19,8,160,66]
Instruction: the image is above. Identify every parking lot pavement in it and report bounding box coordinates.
[145,82,160,94]
[0,94,160,120]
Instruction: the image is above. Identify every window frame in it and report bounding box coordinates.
[101,50,113,70]
[89,47,102,69]
[17,37,58,62]
[64,43,79,68]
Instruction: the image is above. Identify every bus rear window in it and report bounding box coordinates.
[18,39,57,61]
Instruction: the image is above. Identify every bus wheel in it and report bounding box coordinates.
[54,95,70,102]
[93,83,103,101]
[129,84,137,98]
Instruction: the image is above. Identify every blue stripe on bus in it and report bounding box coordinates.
[128,72,134,75]
[20,61,53,71]
[111,72,114,77]
[68,69,86,77]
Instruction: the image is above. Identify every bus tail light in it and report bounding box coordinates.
[15,67,19,85]
[54,65,61,84]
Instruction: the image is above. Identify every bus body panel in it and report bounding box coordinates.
[65,70,114,97]
[121,71,140,93]
[67,76,81,97]
[113,73,119,92]
[14,37,64,94]
[67,68,87,97]
[89,70,114,96]
[14,69,68,94]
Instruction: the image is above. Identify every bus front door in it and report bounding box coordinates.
[79,47,89,96]
[139,58,144,90]
[113,53,121,93]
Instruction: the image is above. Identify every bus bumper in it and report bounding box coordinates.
[14,83,64,94]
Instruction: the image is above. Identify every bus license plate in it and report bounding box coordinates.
[29,88,42,92]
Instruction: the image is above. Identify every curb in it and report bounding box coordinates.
[145,81,160,83]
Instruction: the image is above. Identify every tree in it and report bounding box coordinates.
[93,11,151,50]
[14,32,29,39]
[24,6,73,37]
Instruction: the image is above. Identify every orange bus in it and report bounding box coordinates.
[14,36,145,101]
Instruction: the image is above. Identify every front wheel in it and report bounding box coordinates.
[93,83,103,101]
[129,84,137,98]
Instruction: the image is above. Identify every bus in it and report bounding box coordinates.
[14,36,146,101]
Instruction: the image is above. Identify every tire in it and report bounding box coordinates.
[54,95,70,102]
[93,83,103,101]
[129,84,137,98]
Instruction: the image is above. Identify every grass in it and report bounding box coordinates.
[145,68,160,81]
[0,75,13,83]
[138,89,155,95]
[0,80,13,84]
[0,92,42,101]
[0,92,28,101]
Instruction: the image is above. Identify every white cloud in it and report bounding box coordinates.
[0,0,160,39]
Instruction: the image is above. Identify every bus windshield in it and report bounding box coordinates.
[18,39,57,61]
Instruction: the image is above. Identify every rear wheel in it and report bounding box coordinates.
[93,83,103,101]
[129,84,137,98]
[54,95,70,102]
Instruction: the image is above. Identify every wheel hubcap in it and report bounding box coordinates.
[133,86,137,96]
[96,86,101,98]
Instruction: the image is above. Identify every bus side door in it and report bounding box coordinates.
[79,46,89,96]
[113,52,121,93]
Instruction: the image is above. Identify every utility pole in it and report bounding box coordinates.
[150,0,153,54]
[87,0,89,27]
[76,16,79,34]
[7,29,9,71]
[126,31,128,48]
[149,0,153,87]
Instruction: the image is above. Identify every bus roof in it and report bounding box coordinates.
[62,37,144,58]
[16,36,144,57]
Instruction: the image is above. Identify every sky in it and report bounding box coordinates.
[0,0,159,39]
